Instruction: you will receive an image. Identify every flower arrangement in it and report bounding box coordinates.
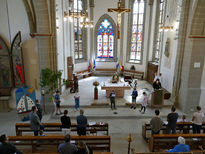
[93,81,99,87]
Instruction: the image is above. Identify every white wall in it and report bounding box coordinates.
[159,0,179,92]
[0,0,30,44]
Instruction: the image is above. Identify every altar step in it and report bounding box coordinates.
[52,105,183,120]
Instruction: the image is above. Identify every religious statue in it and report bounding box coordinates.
[111,72,119,83]
[108,0,130,39]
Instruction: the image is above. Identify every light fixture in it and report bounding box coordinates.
[160,26,174,31]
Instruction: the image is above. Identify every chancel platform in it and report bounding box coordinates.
[101,81,131,98]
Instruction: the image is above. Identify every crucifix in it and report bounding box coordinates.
[108,0,130,39]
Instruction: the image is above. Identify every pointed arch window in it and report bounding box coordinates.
[128,0,146,63]
[73,0,87,61]
[97,19,115,58]
[153,0,166,62]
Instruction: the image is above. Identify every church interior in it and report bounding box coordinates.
[0,0,205,153]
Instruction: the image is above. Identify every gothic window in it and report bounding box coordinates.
[154,0,166,62]
[73,0,86,61]
[95,14,117,61]
[129,0,145,63]
[97,19,114,58]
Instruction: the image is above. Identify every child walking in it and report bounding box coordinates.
[139,92,148,114]
[74,93,80,111]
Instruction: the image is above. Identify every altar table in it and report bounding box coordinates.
[101,81,131,98]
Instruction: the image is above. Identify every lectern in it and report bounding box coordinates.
[151,89,164,107]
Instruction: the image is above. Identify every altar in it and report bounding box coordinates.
[101,81,131,98]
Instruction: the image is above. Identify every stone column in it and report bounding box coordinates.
[89,0,94,59]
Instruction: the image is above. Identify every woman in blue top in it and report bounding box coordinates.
[168,136,190,152]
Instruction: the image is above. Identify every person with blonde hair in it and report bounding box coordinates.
[167,136,190,152]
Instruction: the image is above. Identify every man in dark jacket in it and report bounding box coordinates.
[77,109,87,136]
[167,106,179,134]
[36,99,43,121]
[61,110,71,135]
[109,90,116,110]
[0,134,22,154]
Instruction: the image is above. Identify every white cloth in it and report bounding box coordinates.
[62,128,71,135]
[193,112,204,125]
[141,95,148,107]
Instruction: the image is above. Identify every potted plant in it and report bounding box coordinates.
[93,81,99,100]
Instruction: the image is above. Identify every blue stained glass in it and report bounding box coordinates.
[97,18,114,58]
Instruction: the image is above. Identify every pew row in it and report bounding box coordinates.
[8,135,111,153]
[133,152,195,154]
[75,69,92,79]
[149,134,205,152]
[16,122,109,136]
[142,122,205,141]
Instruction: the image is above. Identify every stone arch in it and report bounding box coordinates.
[94,14,117,61]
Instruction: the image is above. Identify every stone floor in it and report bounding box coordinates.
[0,76,191,154]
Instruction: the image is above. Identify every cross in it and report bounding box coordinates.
[108,0,130,39]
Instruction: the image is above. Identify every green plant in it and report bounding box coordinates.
[63,79,70,88]
[40,68,62,94]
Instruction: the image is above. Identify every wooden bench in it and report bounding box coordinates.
[8,135,111,153]
[133,152,194,154]
[25,152,113,154]
[123,70,144,80]
[94,68,117,76]
[75,69,92,79]
[142,122,205,142]
[149,134,205,152]
[162,88,171,99]
[16,122,109,136]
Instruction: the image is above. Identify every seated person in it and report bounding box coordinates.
[74,141,93,154]
[0,134,22,154]
[167,136,190,152]
[153,79,162,90]
[111,72,119,83]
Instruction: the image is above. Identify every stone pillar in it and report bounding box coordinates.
[89,0,94,59]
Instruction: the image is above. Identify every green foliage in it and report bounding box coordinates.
[40,68,62,94]
[63,79,70,88]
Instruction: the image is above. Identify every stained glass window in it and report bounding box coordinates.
[74,0,84,60]
[129,0,145,63]
[97,19,114,58]
[154,0,166,62]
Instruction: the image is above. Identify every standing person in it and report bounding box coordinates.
[192,106,204,134]
[0,134,22,154]
[150,109,164,135]
[29,106,44,136]
[55,90,62,115]
[77,109,87,136]
[130,87,138,110]
[58,134,78,154]
[61,110,71,135]
[139,92,148,114]
[153,79,162,90]
[74,76,79,92]
[36,99,43,121]
[109,90,116,110]
[167,106,179,134]
[74,93,80,111]
[167,136,190,152]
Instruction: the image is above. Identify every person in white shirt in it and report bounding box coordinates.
[192,106,204,133]
[153,73,162,84]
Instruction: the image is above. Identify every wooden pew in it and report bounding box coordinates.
[8,135,111,153]
[123,69,144,80]
[149,134,205,152]
[142,122,205,142]
[133,152,194,154]
[25,153,113,154]
[16,122,109,136]
[94,68,117,76]
[75,69,92,79]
